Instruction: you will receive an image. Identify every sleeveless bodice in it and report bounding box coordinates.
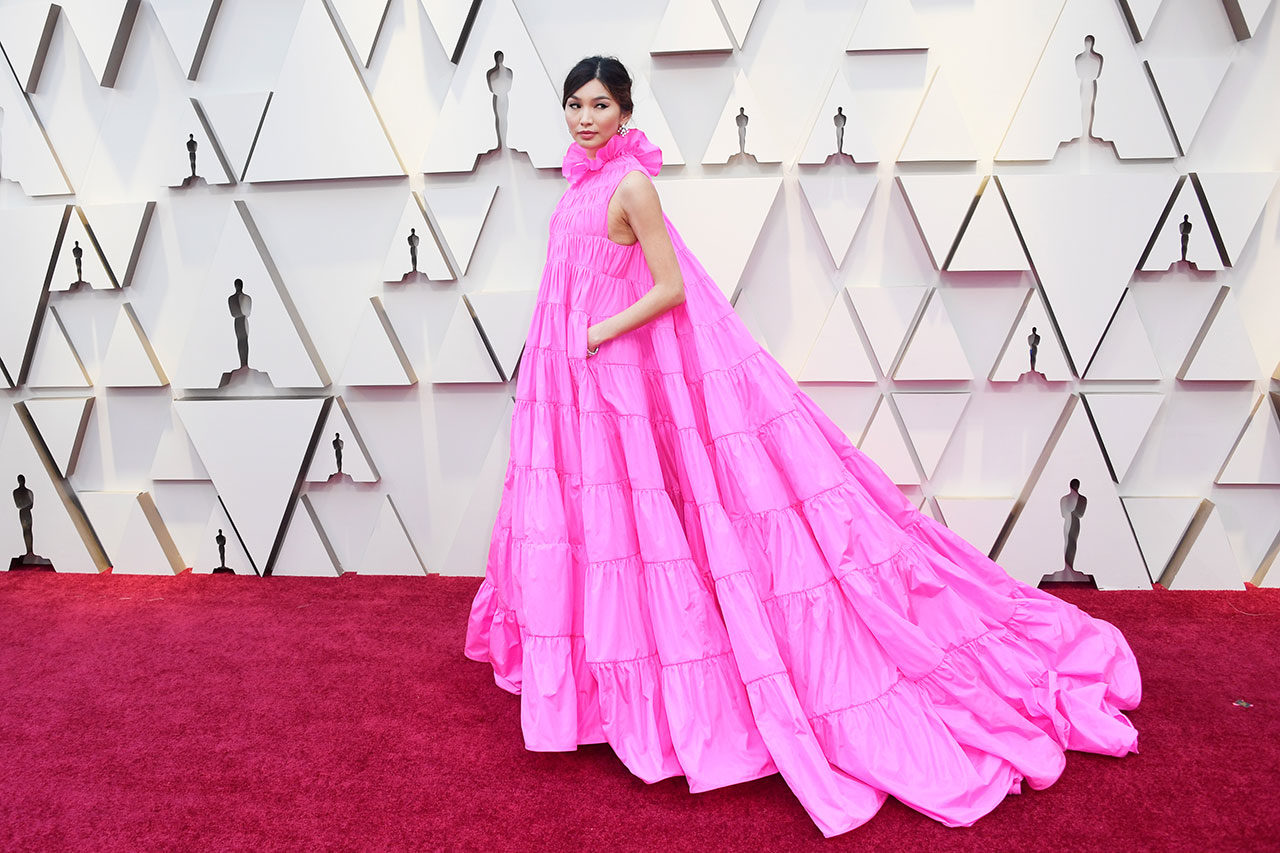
[546,130,668,287]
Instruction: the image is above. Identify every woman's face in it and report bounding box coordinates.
[564,77,629,154]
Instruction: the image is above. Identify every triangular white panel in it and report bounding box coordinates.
[1085,291,1162,381]
[1083,393,1162,481]
[424,181,498,277]
[1195,172,1278,265]
[331,0,391,66]
[893,392,970,477]
[1216,395,1280,485]
[356,495,427,574]
[245,0,402,182]
[1140,285,1219,368]
[894,291,973,381]
[650,0,732,54]
[27,308,91,389]
[847,0,928,51]
[797,73,878,164]
[305,397,379,484]
[703,71,787,164]
[1263,554,1280,587]
[1145,56,1232,154]
[193,501,252,574]
[934,497,1015,556]
[997,399,1151,589]
[58,0,140,88]
[78,202,154,289]
[419,0,473,59]
[422,0,566,171]
[1141,178,1223,271]
[175,203,326,389]
[847,285,928,375]
[999,173,1176,372]
[342,297,417,386]
[998,0,1176,160]
[717,0,763,48]
[197,92,272,181]
[272,495,342,576]
[169,101,233,186]
[798,292,877,382]
[67,12,226,192]
[1178,289,1259,381]
[1121,496,1201,581]
[0,409,102,572]
[897,174,981,268]
[437,393,517,579]
[796,170,877,267]
[898,69,978,162]
[79,492,184,575]
[1165,505,1245,589]
[628,69,685,166]
[151,0,220,79]
[146,484,218,568]
[948,181,1028,271]
[100,303,167,387]
[858,398,919,486]
[432,297,504,383]
[77,492,142,571]
[1120,0,1166,40]
[0,206,64,385]
[0,54,71,195]
[304,488,385,571]
[381,194,451,282]
[23,396,93,478]
[1222,0,1276,39]
[468,290,540,381]
[799,385,879,452]
[989,289,1074,382]
[656,177,781,302]
[176,397,326,571]
[152,0,221,80]
[0,2,58,91]
[46,214,94,291]
[150,408,210,481]
[51,213,111,291]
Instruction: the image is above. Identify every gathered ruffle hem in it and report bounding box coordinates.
[464,129,1140,837]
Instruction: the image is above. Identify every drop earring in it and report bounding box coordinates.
[617,124,630,136]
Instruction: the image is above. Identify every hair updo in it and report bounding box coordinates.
[561,55,634,116]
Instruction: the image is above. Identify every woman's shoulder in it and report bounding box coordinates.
[612,166,657,198]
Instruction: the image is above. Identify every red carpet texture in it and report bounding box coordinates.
[0,573,1276,852]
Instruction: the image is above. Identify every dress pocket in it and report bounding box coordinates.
[568,309,589,361]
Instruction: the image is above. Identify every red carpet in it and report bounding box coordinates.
[0,572,1276,851]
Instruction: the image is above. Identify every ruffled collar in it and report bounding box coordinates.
[562,128,663,184]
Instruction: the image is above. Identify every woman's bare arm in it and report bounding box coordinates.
[587,171,685,351]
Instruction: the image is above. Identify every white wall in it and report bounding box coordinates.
[0,0,1277,588]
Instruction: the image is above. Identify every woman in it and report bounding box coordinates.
[464,55,1140,838]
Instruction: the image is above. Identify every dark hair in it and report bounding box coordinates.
[561,55,633,116]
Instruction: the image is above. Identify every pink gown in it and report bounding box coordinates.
[463,128,1140,837]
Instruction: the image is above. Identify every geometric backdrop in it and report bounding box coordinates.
[1,0,1277,589]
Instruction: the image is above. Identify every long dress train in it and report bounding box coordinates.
[463,128,1140,838]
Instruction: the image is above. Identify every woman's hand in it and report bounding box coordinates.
[586,322,605,355]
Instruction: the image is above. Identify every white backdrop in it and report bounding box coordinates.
[0,0,1277,589]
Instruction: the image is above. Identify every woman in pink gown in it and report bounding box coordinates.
[464,56,1140,838]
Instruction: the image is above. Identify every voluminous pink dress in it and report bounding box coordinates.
[463,128,1140,837]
